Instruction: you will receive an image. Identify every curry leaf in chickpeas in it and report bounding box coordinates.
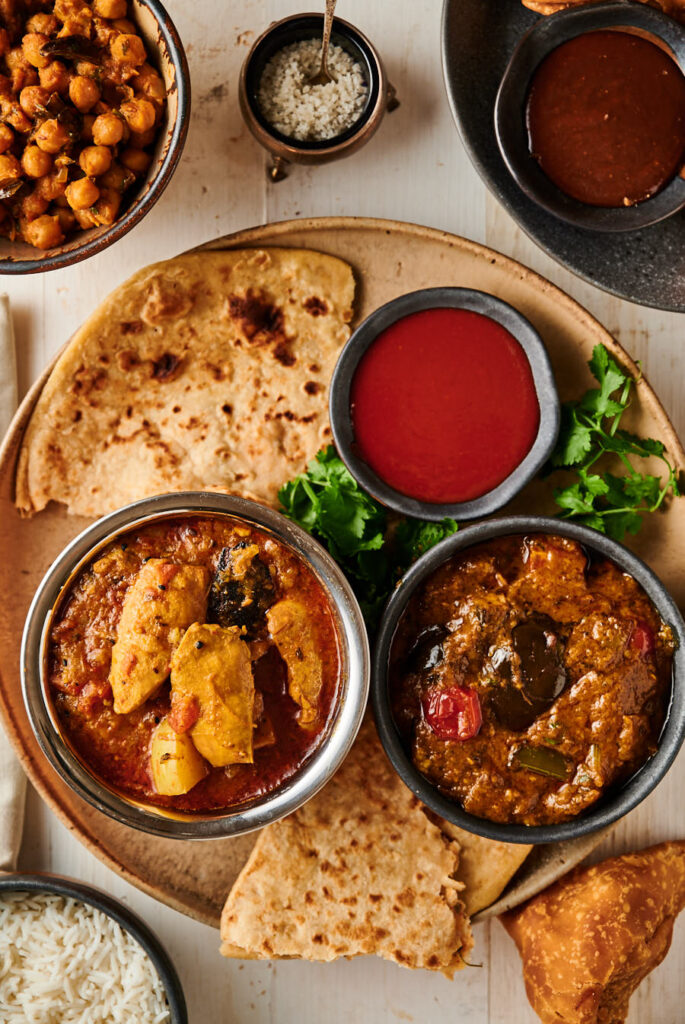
[0,0,167,250]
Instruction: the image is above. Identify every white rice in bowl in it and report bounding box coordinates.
[257,38,369,141]
[0,891,172,1024]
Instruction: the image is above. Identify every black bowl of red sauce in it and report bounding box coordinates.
[495,1,685,232]
[329,287,559,521]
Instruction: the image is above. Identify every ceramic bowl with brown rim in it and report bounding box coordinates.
[0,0,190,274]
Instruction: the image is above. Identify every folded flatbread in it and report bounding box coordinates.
[438,820,532,916]
[522,0,685,22]
[16,247,354,518]
[501,840,685,1024]
[220,719,473,975]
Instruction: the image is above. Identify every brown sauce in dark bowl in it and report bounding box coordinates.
[526,30,685,207]
[390,534,675,826]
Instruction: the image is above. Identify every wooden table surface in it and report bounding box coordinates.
[7,1,685,1021]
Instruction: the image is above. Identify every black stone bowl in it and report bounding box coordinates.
[329,287,560,522]
[372,515,685,844]
[494,0,685,233]
[0,872,187,1022]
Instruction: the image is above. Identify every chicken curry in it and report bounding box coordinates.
[48,515,341,812]
[390,534,675,826]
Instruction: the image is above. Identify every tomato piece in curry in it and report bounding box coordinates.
[390,534,675,827]
[47,516,341,813]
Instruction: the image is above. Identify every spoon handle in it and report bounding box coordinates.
[321,0,336,73]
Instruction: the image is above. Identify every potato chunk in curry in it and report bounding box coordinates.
[150,717,208,796]
[109,559,209,714]
[170,622,255,766]
[267,598,324,728]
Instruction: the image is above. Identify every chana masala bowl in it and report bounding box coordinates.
[373,516,685,843]
[21,492,369,838]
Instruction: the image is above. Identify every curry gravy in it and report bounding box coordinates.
[391,534,674,826]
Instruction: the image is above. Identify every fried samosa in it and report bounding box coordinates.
[501,840,685,1024]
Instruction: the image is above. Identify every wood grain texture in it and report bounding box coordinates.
[6,1,685,1022]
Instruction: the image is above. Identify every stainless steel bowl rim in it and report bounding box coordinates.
[372,514,685,844]
[21,492,370,839]
[329,287,561,521]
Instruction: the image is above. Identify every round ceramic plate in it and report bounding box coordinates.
[1,217,684,927]
[441,0,685,312]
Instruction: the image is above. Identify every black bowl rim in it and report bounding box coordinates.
[329,287,561,522]
[372,514,685,844]
[243,12,382,152]
[0,871,187,1023]
[494,0,685,233]
[0,0,191,274]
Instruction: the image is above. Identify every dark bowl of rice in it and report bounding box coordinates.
[0,872,187,1023]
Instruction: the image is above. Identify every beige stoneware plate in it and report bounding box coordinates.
[1,217,683,927]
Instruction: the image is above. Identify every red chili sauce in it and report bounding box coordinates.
[526,30,685,207]
[349,308,540,504]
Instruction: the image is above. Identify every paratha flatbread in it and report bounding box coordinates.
[220,719,473,975]
[16,247,354,518]
[438,820,532,916]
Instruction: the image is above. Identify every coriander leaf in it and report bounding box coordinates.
[548,344,681,539]
[588,344,628,398]
[278,447,459,632]
[553,483,596,516]
[603,510,643,542]
[613,431,665,459]
[394,517,459,565]
[549,407,593,467]
[578,471,610,497]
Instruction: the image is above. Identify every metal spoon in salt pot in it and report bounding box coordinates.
[308,0,338,86]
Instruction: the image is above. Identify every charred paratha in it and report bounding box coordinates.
[220,719,473,975]
[16,247,354,518]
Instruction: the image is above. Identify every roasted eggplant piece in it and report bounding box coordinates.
[489,616,568,732]
[208,542,275,638]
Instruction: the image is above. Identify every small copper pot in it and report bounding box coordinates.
[239,13,397,181]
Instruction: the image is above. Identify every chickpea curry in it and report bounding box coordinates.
[390,534,675,827]
[47,515,341,812]
[0,0,166,250]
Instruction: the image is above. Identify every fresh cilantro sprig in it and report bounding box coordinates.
[549,345,681,540]
[278,446,458,628]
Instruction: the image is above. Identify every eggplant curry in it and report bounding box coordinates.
[390,534,675,826]
[48,515,341,812]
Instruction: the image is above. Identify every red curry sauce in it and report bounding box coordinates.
[527,30,685,207]
[47,516,341,813]
[350,308,540,504]
[391,534,674,826]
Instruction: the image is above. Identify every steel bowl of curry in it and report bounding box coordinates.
[373,516,685,844]
[494,2,685,232]
[21,492,369,838]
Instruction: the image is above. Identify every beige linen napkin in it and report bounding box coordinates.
[0,294,26,871]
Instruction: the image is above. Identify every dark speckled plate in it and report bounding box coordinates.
[441,0,685,311]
